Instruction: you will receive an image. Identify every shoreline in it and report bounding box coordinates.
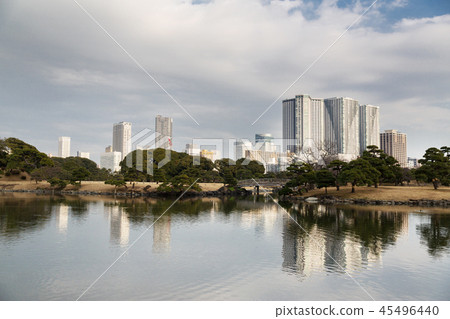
[1,181,450,208]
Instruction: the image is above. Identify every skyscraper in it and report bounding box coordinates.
[283,94,380,162]
[324,97,360,159]
[282,95,325,154]
[113,122,132,160]
[380,129,408,168]
[155,115,173,150]
[359,105,380,154]
[58,136,71,158]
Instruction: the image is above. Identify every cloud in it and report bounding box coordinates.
[0,0,449,160]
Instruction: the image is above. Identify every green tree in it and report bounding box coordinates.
[316,169,335,194]
[327,160,347,191]
[416,147,450,189]
[340,158,381,193]
[361,145,402,186]
[70,167,91,185]
[105,177,127,194]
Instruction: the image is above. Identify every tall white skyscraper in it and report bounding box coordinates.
[58,136,71,158]
[155,115,173,150]
[359,105,380,154]
[282,95,325,154]
[113,122,132,160]
[324,97,360,159]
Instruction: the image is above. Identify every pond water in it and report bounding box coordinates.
[0,193,449,301]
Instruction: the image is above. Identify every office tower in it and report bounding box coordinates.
[255,133,276,152]
[235,140,253,160]
[58,136,71,158]
[113,122,132,160]
[380,129,408,168]
[77,151,90,159]
[155,115,173,150]
[324,97,360,159]
[282,95,325,154]
[100,151,122,172]
[359,105,380,154]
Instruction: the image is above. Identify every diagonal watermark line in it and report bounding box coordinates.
[76,178,200,301]
[71,0,200,126]
[251,178,376,301]
[252,0,379,126]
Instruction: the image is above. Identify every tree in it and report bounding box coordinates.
[315,169,335,194]
[157,174,202,193]
[328,160,347,191]
[416,147,450,189]
[48,178,68,190]
[105,177,127,195]
[223,168,237,187]
[340,158,381,193]
[70,167,91,185]
[361,145,402,187]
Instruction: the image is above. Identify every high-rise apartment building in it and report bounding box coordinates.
[155,115,173,150]
[283,94,379,162]
[282,95,325,154]
[380,130,407,168]
[359,105,380,154]
[113,122,132,160]
[324,97,360,159]
[58,136,71,158]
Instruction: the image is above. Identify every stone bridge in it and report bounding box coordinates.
[237,178,289,188]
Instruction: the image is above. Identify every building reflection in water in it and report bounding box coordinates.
[282,204,409,278]
[55,204,69,234]
[106,205,130,247]
[233,199,283,236]
[153,215,171,254]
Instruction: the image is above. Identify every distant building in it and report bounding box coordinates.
[155,115,173,150]
[105,145,113,153]
[380,130,408,168]
[77,151,90,159]
[185,143,200,156]
[100,151,122,172]
[113,122,132,160]
[58,136,71,158]
[235,140,253,160]
[359,105,380,154]
[255,133,276,152]
[408,157,420,169]
[200,149,216,162]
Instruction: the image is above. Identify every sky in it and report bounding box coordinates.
[1,0,449,163]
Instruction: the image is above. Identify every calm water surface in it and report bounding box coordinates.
[0,193,449,301]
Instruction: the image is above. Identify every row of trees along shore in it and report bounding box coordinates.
[279,145,450,195]
[1,138,449,193]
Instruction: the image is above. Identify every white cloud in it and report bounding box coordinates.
[1,0,449,159]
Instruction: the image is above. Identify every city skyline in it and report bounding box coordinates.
[1,1,449,163]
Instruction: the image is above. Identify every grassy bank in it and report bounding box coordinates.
[0,180,224,193]
[298,185,450,201]
[1,181,450,202]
